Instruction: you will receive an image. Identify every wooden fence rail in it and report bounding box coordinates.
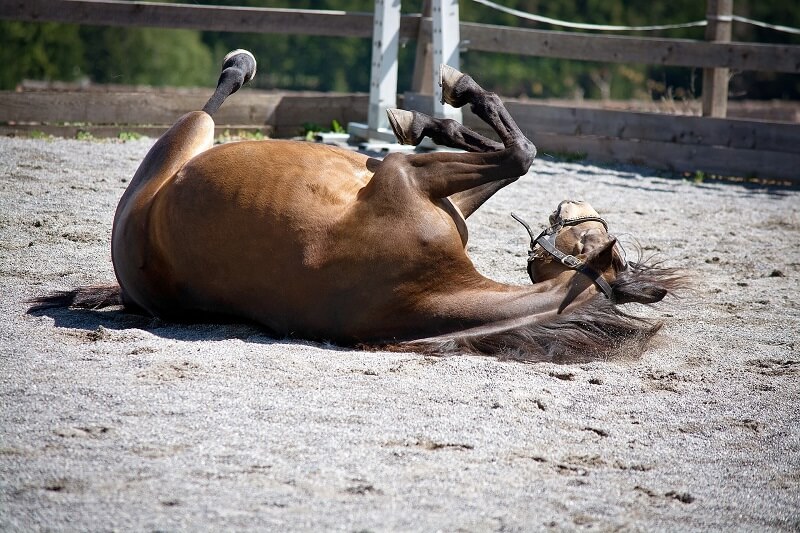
[3,0,798,73]
[0,0,422,39]
[404,93,800,181]
[458,22,800,74]
[0,89,368,139]
[1,0,799,181]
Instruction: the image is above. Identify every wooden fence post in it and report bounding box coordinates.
[702,0,733,118]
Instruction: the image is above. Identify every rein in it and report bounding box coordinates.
[511,212,615,298]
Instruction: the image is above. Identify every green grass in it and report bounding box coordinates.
[28,130,53,141]
[117,131,143,142]
[215,129,267,144]
[302,119,347,141]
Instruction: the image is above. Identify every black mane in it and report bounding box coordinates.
[392,260,685,363]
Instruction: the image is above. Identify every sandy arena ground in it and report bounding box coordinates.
[1,135,798,531]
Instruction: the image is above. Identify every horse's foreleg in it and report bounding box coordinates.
[379,145,530,202]
[381,69,534,212]
[387,108,517,218]
[449,177,519,218]
[437,67,538,214]
[387,109,502,153]
[440,65,535,156]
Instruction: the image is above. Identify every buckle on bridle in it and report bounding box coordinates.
[560,254,581,268]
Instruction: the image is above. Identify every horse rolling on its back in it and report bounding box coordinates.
[30,49,682,362]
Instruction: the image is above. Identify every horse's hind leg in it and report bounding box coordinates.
[118,50,257,197]
[203,49,257,115]
[112,50,257,315]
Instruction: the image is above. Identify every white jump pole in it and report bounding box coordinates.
[432,0,462,123]
[367,0,401,135]
[349,0,462,145]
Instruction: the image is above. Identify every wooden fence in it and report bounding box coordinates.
[0,87,367,139]
[1,0,799,181]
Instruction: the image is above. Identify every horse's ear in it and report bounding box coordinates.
[584,236,666,304]
[584,237,670,304]
[582,236,617,270]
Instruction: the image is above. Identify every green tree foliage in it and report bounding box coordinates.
[196,0,416,93]
[460,0,706,99]
[0,0,797,100]
[0,22,214,89]
[729,1,800,98]
[0,22,84,89]
[79,27,214,87]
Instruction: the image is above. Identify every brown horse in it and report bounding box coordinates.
[30,50,681,362]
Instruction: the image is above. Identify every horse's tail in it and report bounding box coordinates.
[27,284,124,313]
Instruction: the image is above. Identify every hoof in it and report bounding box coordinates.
[439,64,466,107]
[386,108,418,145]
[223,49,257,84]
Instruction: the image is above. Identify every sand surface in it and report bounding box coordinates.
[1,136,798,531]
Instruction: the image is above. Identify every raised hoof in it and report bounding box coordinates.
[223,49,257,84]
[439,64,467,107]
[386,108,419,146]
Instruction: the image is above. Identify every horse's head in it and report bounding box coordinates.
[514,200,679,306]
[514,200,627,299]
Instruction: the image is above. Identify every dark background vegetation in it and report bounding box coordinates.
[2,0,798,101]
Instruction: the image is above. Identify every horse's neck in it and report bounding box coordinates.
[427,271,599,331]
[399,273,605,359]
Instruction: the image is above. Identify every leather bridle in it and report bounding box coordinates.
[511,212,617,298]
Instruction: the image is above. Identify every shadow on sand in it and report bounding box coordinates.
[28,304,304,347]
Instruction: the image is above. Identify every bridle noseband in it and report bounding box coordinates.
[511,212,616,298]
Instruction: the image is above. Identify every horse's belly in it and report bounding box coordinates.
[141,140,371,330]
[126,139,471,340]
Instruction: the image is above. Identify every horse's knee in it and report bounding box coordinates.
[524,139,537,164]
[507,140,536,176]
